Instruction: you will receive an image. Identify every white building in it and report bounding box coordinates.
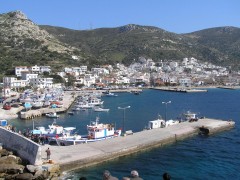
[91,68,109,75]
[31,65,40,74]
[40,66,51,74]
[84,74,96,87]
[3,77,28,88]
[21,72,38,81]
[178,78,192,87]
[15,66,29,77]
[30,77,53,89]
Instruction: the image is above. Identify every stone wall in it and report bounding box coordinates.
[0,127,42,165]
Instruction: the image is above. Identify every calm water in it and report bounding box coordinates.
[9,89,240,179]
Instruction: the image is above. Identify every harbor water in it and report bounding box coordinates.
[9,89,240,179]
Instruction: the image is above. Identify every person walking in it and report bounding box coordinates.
[46,148,51,160]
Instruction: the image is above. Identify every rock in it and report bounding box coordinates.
[0,149,12,156]
[47,164,60,174]
[0,155,22,164]
[26,165,38,173]
[33,170,49,180]
[0,164,24,174]
[14,173,33,180]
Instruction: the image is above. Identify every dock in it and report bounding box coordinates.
[151,87,207,93]
[41,118,234,172]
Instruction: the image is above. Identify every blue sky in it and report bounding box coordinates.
[1,0,239,33]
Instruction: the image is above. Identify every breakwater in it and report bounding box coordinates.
[0,127,42,165]
[41,118,235,172]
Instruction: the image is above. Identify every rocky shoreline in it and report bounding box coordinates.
[0,145,60,180]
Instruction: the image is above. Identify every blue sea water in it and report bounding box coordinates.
[9,89,240,179]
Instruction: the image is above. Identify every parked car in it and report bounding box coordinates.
[3,103,11,110]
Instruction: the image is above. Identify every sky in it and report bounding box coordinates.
[0,0,239,34]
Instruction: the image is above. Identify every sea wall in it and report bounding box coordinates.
[0,127,42,165]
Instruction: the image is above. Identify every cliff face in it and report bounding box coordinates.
[0,11,73,53]
[0,11,86,74]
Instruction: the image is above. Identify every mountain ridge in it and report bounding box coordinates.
[0,10,240,77]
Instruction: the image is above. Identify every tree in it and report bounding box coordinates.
[65,74,75,87]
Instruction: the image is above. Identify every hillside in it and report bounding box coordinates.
[1,10,240,77]
[0,11,87,75]
[41,24,240,69]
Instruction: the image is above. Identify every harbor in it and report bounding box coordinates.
[0,88,239,179]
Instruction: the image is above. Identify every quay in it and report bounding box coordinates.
[151,87,208,93]
[40,118,234,172]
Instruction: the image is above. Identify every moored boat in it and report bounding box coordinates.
[45,112,59,118]
[94,107,110,112]
[55,117,121,146]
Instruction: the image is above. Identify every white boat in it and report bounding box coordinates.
[46,112,59,118]
[56,117,121,146]
[68,111,74,115]
[72,107,80,111]
[94,107,110,112]
[31,122,64,137]
[182,111,199,122]
[88,98,104,106]
[103,91,118,97]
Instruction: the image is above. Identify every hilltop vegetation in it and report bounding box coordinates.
[0,11,240,77]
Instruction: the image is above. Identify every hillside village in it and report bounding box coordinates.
[1,56,239,96]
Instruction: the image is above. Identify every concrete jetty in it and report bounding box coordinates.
[41,118,235,172]
[151,87,207,93]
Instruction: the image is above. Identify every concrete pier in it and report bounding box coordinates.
[41,118,235,172]
[151,87,208,93]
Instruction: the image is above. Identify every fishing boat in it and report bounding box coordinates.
[45,112,59,118]
[55,117,121,146]
[31,122,64,137]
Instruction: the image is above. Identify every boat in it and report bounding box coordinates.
[94,107,110,112]
[88,98,104,106]
[68,111,74,115]
[31,122,64,137]
[55,117,121,146]
[182,111,199,122]
[103,91,118,97]
[45,112,59,118]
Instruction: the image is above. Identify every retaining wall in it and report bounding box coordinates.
[0,127,42,165]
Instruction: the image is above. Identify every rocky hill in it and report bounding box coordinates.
[0,11,86,75]
[1,10,240,77]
